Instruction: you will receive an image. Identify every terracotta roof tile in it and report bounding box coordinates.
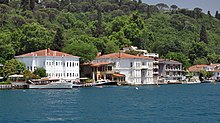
[97,53,153,60]
[158,58,181,63]
[91,62,112,67]
[15,48,79,58]
[113,73,125,77]
[188,65,208,72]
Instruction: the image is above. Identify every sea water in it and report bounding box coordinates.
[1,83,220,123]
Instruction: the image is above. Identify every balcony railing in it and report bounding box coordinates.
[165,69,183,71]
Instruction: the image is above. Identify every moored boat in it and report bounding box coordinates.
[28,78,73,89]
[94,80,118,86]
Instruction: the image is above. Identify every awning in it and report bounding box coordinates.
[91,62,112,67]
[113,73,125,77]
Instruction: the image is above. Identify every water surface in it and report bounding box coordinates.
[1,83,220,122]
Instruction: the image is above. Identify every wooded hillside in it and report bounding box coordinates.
[0,0,220,69]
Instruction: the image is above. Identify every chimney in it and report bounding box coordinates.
[47,48,50,55]
[97,52,101,57]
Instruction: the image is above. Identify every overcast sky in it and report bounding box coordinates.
[142,0,220,15]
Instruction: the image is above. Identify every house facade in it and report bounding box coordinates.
[80,62,125,82]
[15,48,80,80]
[188,64,220,80]
[93,53,154,85]
[158,59,184,82]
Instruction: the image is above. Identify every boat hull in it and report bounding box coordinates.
[29,83,72,89]
[94,81,118,86]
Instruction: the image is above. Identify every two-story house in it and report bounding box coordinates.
[158,59,184,82]
[93,53,154,85]
[15,48,80,80]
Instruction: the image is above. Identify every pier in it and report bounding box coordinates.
[0,84,12,89]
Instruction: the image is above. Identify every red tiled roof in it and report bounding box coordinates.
[15,48,79,58]
[91,62,112,67]
[158,58,180,63]
[209,64,220,67]
[188,65,207,72]
[113,73,125,77]
[97,53,153,60]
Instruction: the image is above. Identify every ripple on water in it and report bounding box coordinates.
[1,84,220,122]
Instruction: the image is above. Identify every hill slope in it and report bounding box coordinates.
[0,0,220,68]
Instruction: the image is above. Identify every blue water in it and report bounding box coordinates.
[1,83,220,123]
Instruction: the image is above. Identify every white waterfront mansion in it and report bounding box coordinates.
[15,48,80,80]
[93,53,154,85]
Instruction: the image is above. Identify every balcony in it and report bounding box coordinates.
[165,69,183,71]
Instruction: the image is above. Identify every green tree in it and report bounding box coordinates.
[188,42,208,64]
[0,0,9,4]
[21,0,29,11]
[156,3,169,11]
[50,28,64,51]
[193,58,209,65]
[63,40,98,63]
[23,69,39,79]
[103,40,119,54]
[170,5,178,10]
[94,4,102,37]
[165,52,191,69]
[215,11,219,19]
[0,32,15,63]
[200,25,208,43]
[30,0,35,11]
[3,59,26,77]
[11,23,53,55]
[207,11,211,17]
[33,67,47,78]
[194,7,203,18]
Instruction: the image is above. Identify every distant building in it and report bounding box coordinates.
[93,53,154,85]
[188,64,220,80]
[158,59,184,82]
[15,48,80,80]
[121,46,159,83]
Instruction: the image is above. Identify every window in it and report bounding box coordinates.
[67,73,69,77]
[130,62,133,68]
[70,62,72,67]
[73,73,75,77]
[72,62,74,67]
[56,62,58,66]
[67,62,68,67]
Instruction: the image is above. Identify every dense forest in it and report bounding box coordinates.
[0,0,220,70]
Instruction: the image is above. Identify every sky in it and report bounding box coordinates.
[142,0,220,15]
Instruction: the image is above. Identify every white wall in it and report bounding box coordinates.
[94,58,154,84]
[16,56,80,79]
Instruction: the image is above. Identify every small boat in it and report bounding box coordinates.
[72,83,82,88]
[28,78,73,89]
[94,80,118,86]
